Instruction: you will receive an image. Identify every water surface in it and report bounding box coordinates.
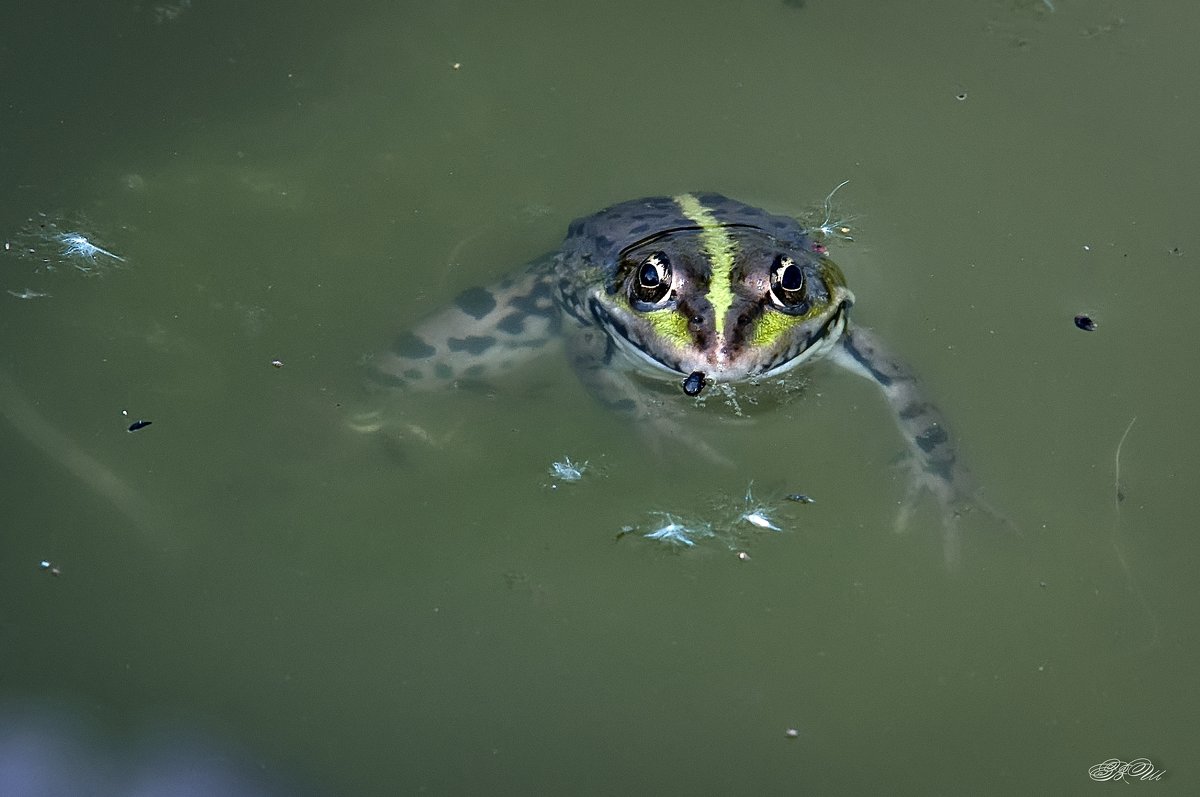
[2,1,1196,794]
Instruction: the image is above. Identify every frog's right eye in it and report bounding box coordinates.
[630,251,673,308]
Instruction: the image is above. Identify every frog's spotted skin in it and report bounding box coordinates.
[369,193,987,562]
[371,255,560,388]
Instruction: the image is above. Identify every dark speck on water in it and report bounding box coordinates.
[127,419,152,432]
[1074,314,1097,332]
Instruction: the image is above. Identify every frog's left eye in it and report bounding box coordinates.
[768,254,808,313]
[630,251,673,308]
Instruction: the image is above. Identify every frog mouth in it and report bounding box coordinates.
[589,297,850,382]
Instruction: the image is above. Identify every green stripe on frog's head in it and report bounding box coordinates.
[673,193,737,334]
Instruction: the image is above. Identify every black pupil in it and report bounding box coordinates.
[632,252,672,306]
[780,263,803,291]
[640,261,662,287]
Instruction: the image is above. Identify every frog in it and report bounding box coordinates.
[367,193,988,561]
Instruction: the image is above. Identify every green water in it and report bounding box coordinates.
[2,0,1196,794]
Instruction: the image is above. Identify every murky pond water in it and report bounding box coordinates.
[3,1,1196,794]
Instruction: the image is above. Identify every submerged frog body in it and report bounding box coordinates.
[370,193,985,560]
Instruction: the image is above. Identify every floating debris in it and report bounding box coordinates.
[786,493,815,504]
[39,560,61,577]
[808,180,855,242]
[737,482,784,531]
[549,455,587,482]
[152,0,192,24]
[57,233,125,266]
[1074,314,1097,332]
[623,483,803,551]
[127,419,153,432]
[644,524,696,547]
[742,510,781,531]
[6,288,50,300]
[785,728,800,739]
[270,359,285,368]
[642,513,711,547]
[4,214,128,274]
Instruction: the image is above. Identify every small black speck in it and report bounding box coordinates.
[682,371,706,396]
[127,419,152,432]
[787,494,815,504]
[1074,314,1097,332]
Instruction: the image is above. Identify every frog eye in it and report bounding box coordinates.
[630,251,673,307]
[768,254,809,313]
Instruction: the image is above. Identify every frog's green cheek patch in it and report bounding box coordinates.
[751,311,800,347]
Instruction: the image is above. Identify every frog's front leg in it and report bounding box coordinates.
[830,324,989,565]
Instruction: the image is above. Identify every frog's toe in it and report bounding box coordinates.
[891,459,1005,568]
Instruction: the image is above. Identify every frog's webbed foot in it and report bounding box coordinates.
[893,457,966,568]
[833,326,1014,566]
[892,454,1011,568]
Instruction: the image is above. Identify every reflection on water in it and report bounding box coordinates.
[0,702,308,797]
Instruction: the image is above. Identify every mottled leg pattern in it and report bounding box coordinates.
[831,325,992,565]
[369,254,561,391]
